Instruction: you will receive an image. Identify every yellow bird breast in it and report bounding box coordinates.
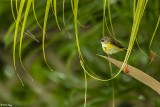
[102,43,123,55]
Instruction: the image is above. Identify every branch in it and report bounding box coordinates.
[97,54,160,95]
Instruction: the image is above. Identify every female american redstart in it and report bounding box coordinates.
[100,36,127,55]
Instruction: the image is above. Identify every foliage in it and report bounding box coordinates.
[0,0,160,107]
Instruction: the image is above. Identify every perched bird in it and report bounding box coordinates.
[100,36,126,55]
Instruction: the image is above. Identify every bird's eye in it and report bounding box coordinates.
[100,39,104,42]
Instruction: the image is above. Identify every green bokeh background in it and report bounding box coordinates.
[0,0,160,107]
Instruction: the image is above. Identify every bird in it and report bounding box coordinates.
[100,36,126,55]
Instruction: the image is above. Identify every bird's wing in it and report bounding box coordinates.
[110,40,124,49]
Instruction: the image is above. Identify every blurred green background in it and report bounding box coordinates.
[0,0,160,107]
